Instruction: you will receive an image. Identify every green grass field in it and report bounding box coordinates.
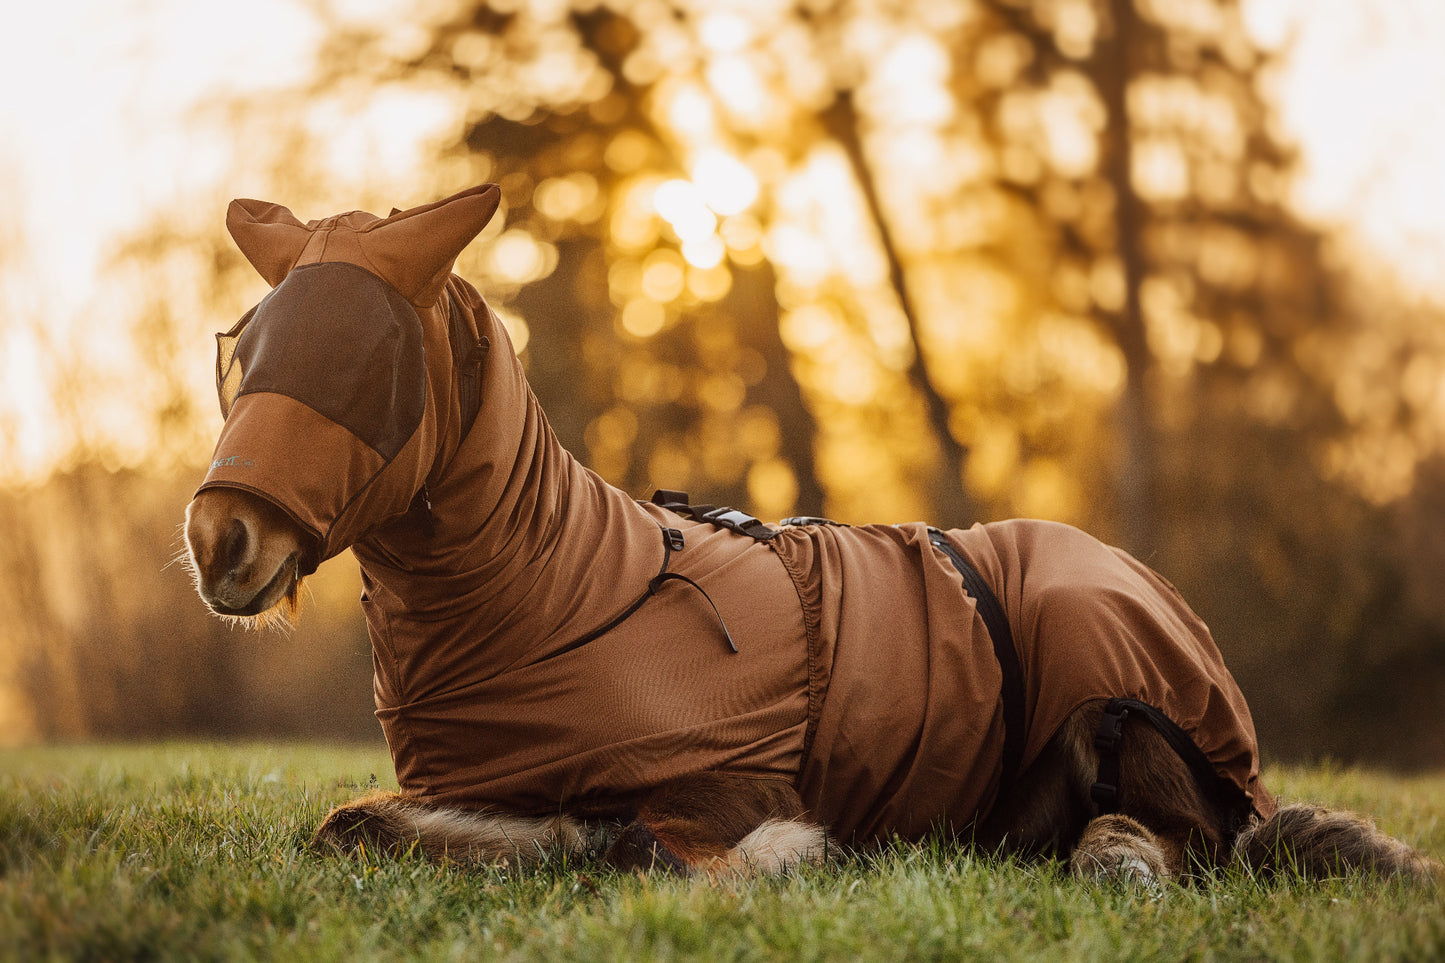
[1,743,1441,962]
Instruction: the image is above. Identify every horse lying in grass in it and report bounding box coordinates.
[185,185,1437,884]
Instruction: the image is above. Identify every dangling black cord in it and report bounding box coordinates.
[541,523,739,659]
[648,570,738,653]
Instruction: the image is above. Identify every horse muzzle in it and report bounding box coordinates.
[185,487,318,619]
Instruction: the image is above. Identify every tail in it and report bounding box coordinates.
[311,790,587,867]
[1233,803,1440,883]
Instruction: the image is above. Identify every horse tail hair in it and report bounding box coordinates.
[311,790,586,867]
[1232,803,1440,883]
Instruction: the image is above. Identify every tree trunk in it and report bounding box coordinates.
[728,260,826,516]
[1095,0,1157,558]
[821,92,974,527]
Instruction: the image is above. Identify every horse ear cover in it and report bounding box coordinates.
[226,185,502,308]
[226,199,312,288]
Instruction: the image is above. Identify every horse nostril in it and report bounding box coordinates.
[222,518,250,569]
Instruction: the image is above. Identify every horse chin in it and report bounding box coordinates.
[205,559,306,632]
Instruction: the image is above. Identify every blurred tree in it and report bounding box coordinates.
[307,3,829,517]
[950,0,1445,755]
[868,0,1339,557]
[13,0,1438,761]
[294,0,1443,758]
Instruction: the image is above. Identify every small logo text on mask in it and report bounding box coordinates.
[211,455,257,470]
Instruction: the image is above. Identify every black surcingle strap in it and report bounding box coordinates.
[651,490,778,541]
[1091,701,1129,812]
[928,528,1026,795]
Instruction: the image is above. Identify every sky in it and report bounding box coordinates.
[2,0,1445,478]
[1242,0,1445,289]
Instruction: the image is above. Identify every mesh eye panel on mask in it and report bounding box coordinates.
[216,305,256,420]
[214,262,427,460]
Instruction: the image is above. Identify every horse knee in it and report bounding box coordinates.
[1070,814,1173,883]
[603,820,693,873]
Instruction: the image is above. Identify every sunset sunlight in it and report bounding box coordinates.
[4,8,1445,961]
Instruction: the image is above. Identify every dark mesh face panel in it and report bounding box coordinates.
[215,262,427,460]
[216,305,256,419]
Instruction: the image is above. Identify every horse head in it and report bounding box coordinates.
[185,185,501,626]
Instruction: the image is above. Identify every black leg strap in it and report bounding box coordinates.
[1089,697,1254,835]
[1091,700,1130,812]
[928,528,1025,794]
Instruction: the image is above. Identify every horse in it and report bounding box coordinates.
[184,185,1437,884]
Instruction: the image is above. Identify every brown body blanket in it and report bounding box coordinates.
[199,186,1271,845]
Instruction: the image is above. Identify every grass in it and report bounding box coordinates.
[1,743,1441,962]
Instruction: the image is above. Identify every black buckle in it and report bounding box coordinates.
[664,528,685,551]
[780,516,846,527]
[1090,781,1118,808]
[1095,707,1127,752]
[702,507,756,528]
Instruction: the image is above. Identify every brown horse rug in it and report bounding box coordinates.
[198,185,1272,846]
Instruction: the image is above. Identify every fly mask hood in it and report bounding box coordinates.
[199,185,502,564]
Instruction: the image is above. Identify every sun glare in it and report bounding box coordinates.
[654,179,718,243]
[691,149,759,216]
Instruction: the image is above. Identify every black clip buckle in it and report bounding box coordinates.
[1090,781,1118,808]
[702,507,754,527]
[664,528,685,552]
[1095,707,1127,752]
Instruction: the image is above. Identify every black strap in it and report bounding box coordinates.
[928,528,1026,794]
[1091,701,1129,812]
[651,490,778,541]
[407,484,437,538]
[1090,697,1252,834]
[649,572,737,653]
[541,524,738,659]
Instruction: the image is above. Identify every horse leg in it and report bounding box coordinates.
[604,772,831,877]
[981,700,1229,884]
[973,711,1095,859]
[1066,701,1240,883]
[311,790,587,867]
[1065,703,1442,883]
[1233,804,1441,882]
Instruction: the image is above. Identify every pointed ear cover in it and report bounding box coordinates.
[225,185,501,303]
[226,199,313,288]
[356,184,502,307]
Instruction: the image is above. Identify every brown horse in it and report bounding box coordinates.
[186,185,1437,884]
